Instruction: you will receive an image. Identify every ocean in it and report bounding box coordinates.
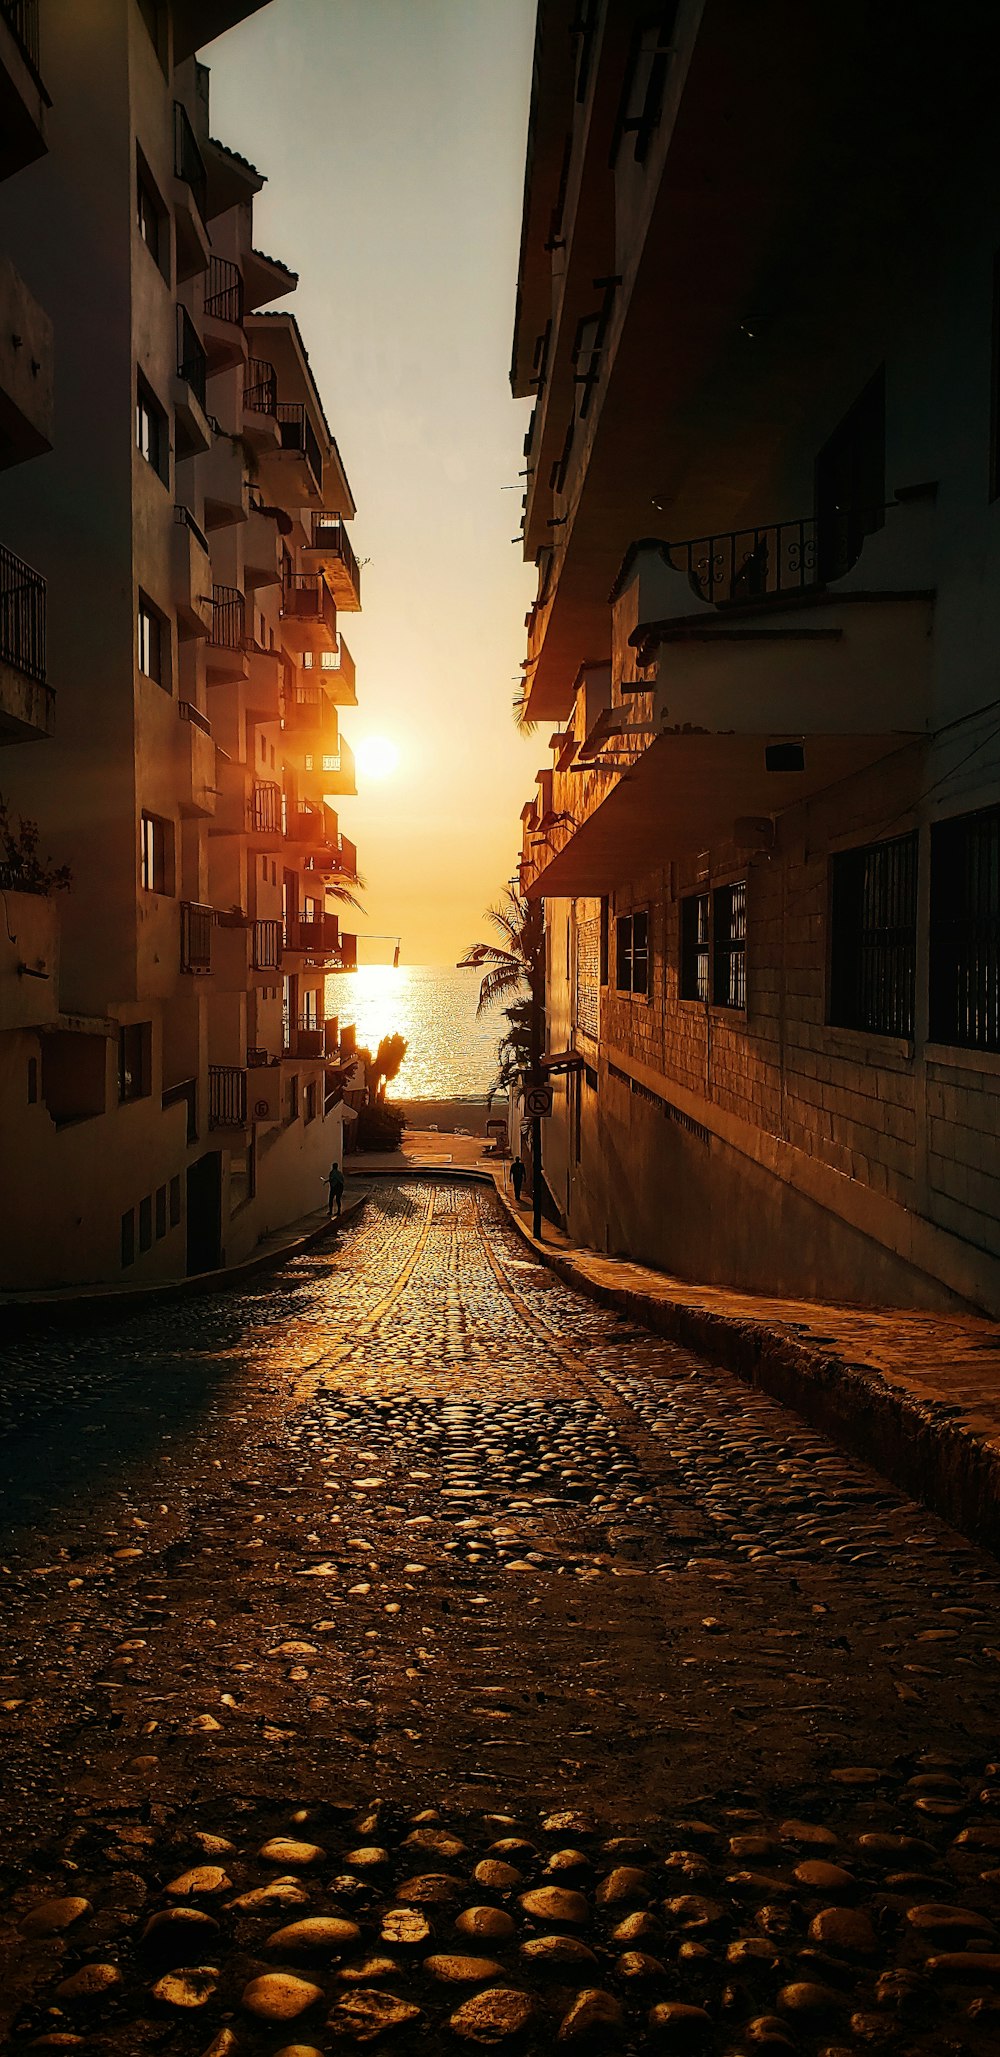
[324,963,511,1101]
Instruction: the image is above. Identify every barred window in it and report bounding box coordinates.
[615,911,649,995]
[930,804,1000,1050]
[713,881,747,1009]
[829,833,917,1037]
[680,892,710,1000]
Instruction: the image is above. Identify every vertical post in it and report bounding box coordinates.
[532,1113,543,1242]
[530,904,544,1242]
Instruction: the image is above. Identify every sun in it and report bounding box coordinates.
[356,735,400,780]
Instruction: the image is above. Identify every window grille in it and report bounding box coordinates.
[930,804,1000,1050]
[713,882,747,1009]
[680,892,710,1000]
[830,833,917,1037]
[615,911,649,995]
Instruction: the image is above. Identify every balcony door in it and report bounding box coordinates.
[815,367,885,582]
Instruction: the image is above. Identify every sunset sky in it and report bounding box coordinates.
[210,0,540,968]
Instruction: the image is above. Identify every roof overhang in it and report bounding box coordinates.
[526,730,923,899]
[173,2,271,59]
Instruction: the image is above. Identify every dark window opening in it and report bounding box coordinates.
[121,1209,135,1268]
[136,373,168,483]
[713,882,747,1009]
[119,1023,152,1104]
[304,1080,316,1125]
[140,811,174,895]
[830,832,917,1037]
[930,804,1000,1051]
[680,892,710,1000]
[137,592,167,686]
[169,1174,181,1227]
[139,1194,153,1252]
[616,910,649,996]
[155,1184,167,1239]
[599,897,609,986]
[136,152,168,278]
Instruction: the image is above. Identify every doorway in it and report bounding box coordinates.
[186,1151,222,1274]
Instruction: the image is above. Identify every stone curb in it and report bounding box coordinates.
[344,1163,493,1184]
[0,1193,369,1334]
[493,1184,1000,1561]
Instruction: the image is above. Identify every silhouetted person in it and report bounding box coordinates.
[510,1156,525,1203]
[324,1163,345,1219]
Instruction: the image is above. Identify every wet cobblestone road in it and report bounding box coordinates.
[3,1180,1000,2055]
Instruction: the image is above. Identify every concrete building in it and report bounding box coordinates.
[513,0,1000,1315]
[0,0,366,1289]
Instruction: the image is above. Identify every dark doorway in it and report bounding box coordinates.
[815,367,885,582]
[186,1151,222,1274]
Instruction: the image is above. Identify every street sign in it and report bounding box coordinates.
[523,1083,553,1118]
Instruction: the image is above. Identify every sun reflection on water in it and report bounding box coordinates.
[325,963,503,1101]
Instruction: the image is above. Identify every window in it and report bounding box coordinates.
[599,897,609,986]
[304,753,314,772]
[322,752,338,773]
[713,882,747,1009]
[140,811,174,895]
[288,1073,299,1121]
[136,375,168,483]
[121,1209,135,1268]
[137,593,166,686]
[261,732,267,761]
[830,834,917,1037]
[680,893,710,1000]
[304,1080,316,1125]
[615,910,649,995]
[136,153,168,277]
[155,1184,167,1239]
[930,804,1000,1050]
[138,1194,153,1252]
[320,650,337,670]
[169,1174,181,1227]
[302,650,314,669]
[118,1023,152,1104]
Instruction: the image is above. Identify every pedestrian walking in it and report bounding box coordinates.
[510,1156,525,1203]
[323,1162,345,1219]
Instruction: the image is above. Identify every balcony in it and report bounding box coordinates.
[256,402,324,506]
[280,572,337,655]
[173,100,210,280]
[299,734,356,800]
[208,1062,247,1130]
[251,917,282,972]
[0,253,52,467]
[0,0,49,180]
[202,426,247,530]
[246,645,282,720]
[321,636,357,706]
[332,833,358,882]
[242,357,279,450]
[247,778,283,849]
[303,514,361,611]
[283,1014,327,1061]
[244,488,285,589]
[202,255,246,372]
[174,305,210,459]
[285,799,339,863]
[180,900,214,974]
[177,701,217,818]
[171,507,212,639]
[284,683,337,736]
[206,584,248,683]
[284,912,341,965]
[329,931,358,974]
[0,540,52,741]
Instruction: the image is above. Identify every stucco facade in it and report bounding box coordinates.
[0,0,367,1290]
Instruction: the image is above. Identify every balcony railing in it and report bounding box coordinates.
[0,542,45,683]
[178,699,211,736]
[252,917,282,970]
[174,502,210,555]
[669,510,879,608]
[176,304,207,409]
[210,583,245,650]
[310,514,360,599]
[282,573,336,640]
[180,900,214,973]
[249,780,282,833]
[277,402,323,489]
[209,1063,247,1128]
[173,100,207,225]
[335,833,357,879]
[204,254,244,325]
[162,1075,197,1144]
[244,358,278,415]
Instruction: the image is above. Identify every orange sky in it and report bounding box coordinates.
[210,0,540,967]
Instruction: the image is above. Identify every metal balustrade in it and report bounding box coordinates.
[244,357,278,415]
[252,918,282,970]
[1,0,42,78]
[208,1063,247,1128]
[210,583,245,649]
[276,402,323,488]
[204,254,243,325]
[310,513,361,599]
[180,900,214,974]
[668,510,879,607]
[176,305,207,409]
[0,541,45,683]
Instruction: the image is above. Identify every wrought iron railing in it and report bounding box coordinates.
[252,917,282,970]
[669,510,879,607]
[178,699,212,737]
[204,254,243,325]
[0,541,45,683]
[208,1064,247,1128]
[310,514,360,601]
[1,0,42,81]
[277,402,323,489]
[173,100,207,225]
[282,573,337,640]
[244,356,278,415]
[180,900,214,974]
[176,305,207,409]
[249,780,282,834]
[174,502,210,555]
[210,583,245,650]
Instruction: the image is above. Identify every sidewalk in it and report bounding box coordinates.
[494,1183,1000,1559]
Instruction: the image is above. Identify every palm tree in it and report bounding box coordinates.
[467,888,544,1020]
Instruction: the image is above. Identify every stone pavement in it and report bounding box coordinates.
[2,1180,1000,2055]
[497,1189,1000,1562]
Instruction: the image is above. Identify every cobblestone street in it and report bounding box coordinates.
[3,1180,1000,2054]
